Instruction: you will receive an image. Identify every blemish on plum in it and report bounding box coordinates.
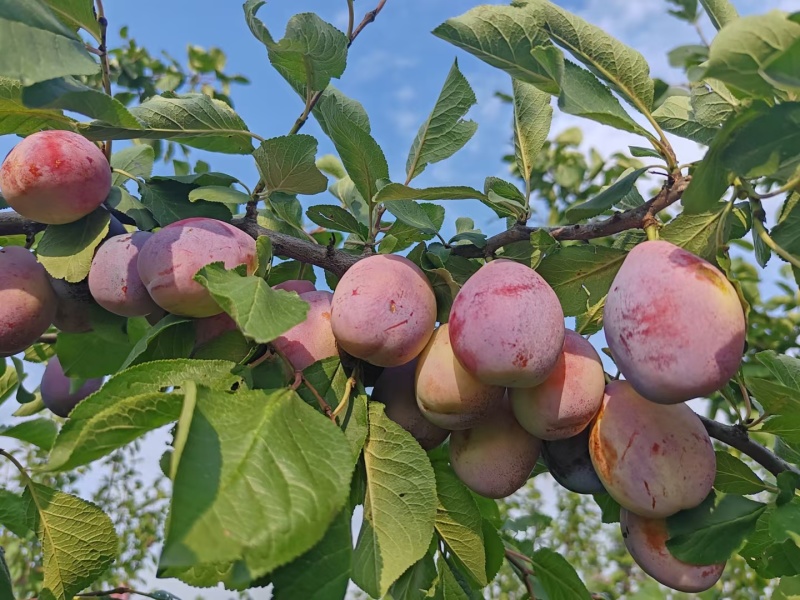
[651,442,661,454]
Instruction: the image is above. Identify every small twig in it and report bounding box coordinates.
[289,371,302,391]
[751,201,800,269]
[36,334,58,345]
[751,174,800,199]
[302,375,335,421]
[77,588,162,599]
[94,0,113,161]
[736,373,753,423]
[346,0,355,39]
[504,548,536,599]
[349,0,388,45]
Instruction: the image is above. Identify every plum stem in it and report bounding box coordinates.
[301,375,335,422]
[332,376,356,420]
[644,223,659,241]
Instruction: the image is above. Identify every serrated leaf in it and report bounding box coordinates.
[188,185,251,205]
[0,418,58,451]
[110,145,154,186]
[80,93,255,154]
[513,78,552,186]
[387,554,437,600]
[375,184,485,204]
[0,360,19,406]
[271,509,351,600]
[537,245,627,316]
[558,61,650,137]
[105,186,157,230]
[119,314,194,370]
[699,0,739,30]
[530,548,591,600]
[0,76,75,135]
[253,135,328,196]
[139,179,232,226]
[666,493,766,564]
[194,263,308,344]
[566,166,649,222]
[24,482,117,600]
[771,499,800,546]
[434,557,470,600]
[773,193,800,257]
[764,37,800,91]
[352,403,437,597]
[386,201,444,235]
[306,204,368,237]
[691,79,738,128]
[0,0,99,85]
[433,461,487,585]
[713,451,768,494]
[653,95,718,145]
[433,4,563,95]
[36,209,110,282]
[0,489,30,537]
[704,12,800,98]
[46,359,241,471]
[160,387,353,581]
[660,205,727,261]
[406,59,477,182]
[22,76,141,128]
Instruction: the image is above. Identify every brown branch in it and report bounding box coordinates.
[699,415,800,477]
[349,0,388,46]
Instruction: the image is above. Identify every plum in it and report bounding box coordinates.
[542,427,606,494]
[415,324,505,430]
[330,254,436,367]
[273,279,315,294]
[510,329,605,440]
[449,259,564,388]
[621,509,725,592]
[272,290,338,371]
[604,240,746,404]
[589,381,715,518]
[50,276,94,333]
[0,130,111,225]
[0,247,56,356]
[194,312,238,348]
[372,359,449,450]
[137,217,257,318]
[449,399,542,498]
[40,356,104,417]
[89,232,160,317]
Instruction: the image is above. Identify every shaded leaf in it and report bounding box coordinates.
[0,76,74,135]
[566,166,649,223]
[714,451,769,494]
[0,418,58,451]
[36,209,110,282]
[530,548,591,600]
[253,135,328,196]
[375,184,485,204]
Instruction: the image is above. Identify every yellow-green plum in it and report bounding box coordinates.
[604,240,745,404]
[273,279,315,294]
[0,131,111,225]
[49,276,94,334]
[373,359,450,450]
[89,232,160,317]
[40,356,104,417]
[542,427,606,495]
[137,217,257,318]
[415,324,505,430]
[510,329,604,440]
[589,381,715,518]
[449,259,564,388]
[621,509,725,592]
[0,247,56,356]
[331,254,436,367]
[449,399,541,498]
[273,290,338,371]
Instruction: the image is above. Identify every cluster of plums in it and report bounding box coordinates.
[0,130,748,594]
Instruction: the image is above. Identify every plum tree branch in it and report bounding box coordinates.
[699,415,800,477]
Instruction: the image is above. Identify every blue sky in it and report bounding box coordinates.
[0,0,794,598]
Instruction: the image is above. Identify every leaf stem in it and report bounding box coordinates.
[332,376,356,420]
[736,373,753,424]
[346,0,355,39]
[301,375,335,422]
[0,448,31,484]
[504,548,537,599]
[112,167,143,183]
[752,173,800,200]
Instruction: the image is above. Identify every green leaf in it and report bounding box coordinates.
[54,317,136,379]
[0,547,13,600]
[188,185,251,205]
[763,37,800,91]
[770,498,800,545]
[22,76,141,128]
[773,194,800,257]
[81,93,255,154]
[0,489,30,537]
[386,201,444,236]
[312,86,371,139]
[0,76,75,135]
[160,387,353,581]
[46,359,242,471]
[745,377,799,416]
[699,0,739,30]
[566,166,649,223]
[387,553,437,600]
[318,98,388,204]
[406,59,478,182]
[375,184,486,204]
[691,79,738,129]
[704,12,800,98]
[713,451,768,494]
[537,245,627,316]
[660,205,727,261]
[666,493,766,564]
[530,548,591,600]
[527,0,654,111]
[352,403,437,597]
[482,177,527,220]
[434,557,470,600]
[110,145,154,186]
[307,204,368,237]
[0,418,58,451]
[253,135,328,196]
[433,461,487,585]
[105,186,157,230]
[652,95,718,145]
[24,482,118,600]
[194,263,309,344]
[0,360,19,406]
[244,2,347,91]
[271,510,352,600]
[433,5,563,95]
[139,179,232,226]
[0,0,99,85]
[36,209,110,282]
[558,61,650,136]
[42,0,99,40]
[513,77,552,186]
[119,314,194,370]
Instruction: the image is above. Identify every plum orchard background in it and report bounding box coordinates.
[0,2,794,590]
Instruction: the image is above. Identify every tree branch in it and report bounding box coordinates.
[699,415,800,477]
